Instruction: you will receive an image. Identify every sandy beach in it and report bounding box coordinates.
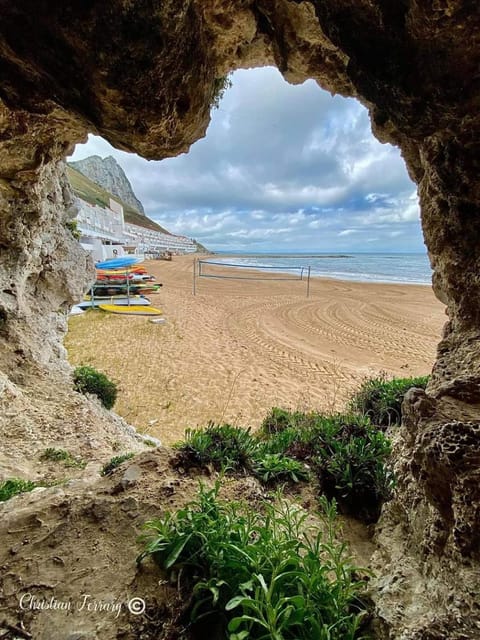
[66,254,446,444]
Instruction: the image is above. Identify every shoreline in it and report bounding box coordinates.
[201,254,433,287]
[66,253,446,444]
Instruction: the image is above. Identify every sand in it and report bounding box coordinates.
[65,254,446,444]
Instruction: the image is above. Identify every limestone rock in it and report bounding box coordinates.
[69,155,145,215]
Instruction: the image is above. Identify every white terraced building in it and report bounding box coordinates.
[123,223,197,254]
[75,196,197,261]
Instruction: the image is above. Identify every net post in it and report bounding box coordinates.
[306,266,311,298]
[193,258,197,296]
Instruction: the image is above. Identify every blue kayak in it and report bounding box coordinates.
[95,256,142,269]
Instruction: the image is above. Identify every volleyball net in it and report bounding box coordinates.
[193,259,311,297]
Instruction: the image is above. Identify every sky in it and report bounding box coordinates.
[70,66,426,254]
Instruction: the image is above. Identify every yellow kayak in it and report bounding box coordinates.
[98,305,163,316]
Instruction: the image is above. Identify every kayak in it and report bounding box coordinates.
[95,256,143,269]
[91,284,161,296]
[78,297,152,309]
[99,305,163,316]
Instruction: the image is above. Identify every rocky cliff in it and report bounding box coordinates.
[0,2,479,638]
[69,155,145,215]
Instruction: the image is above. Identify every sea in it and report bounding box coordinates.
[210,253,432,285]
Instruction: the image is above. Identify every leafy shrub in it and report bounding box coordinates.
[262,413,393,523]
[138,482,368,639]
[313,426,394,523]
[260,407,319,435]
[349,374,430,427]
[252,453,309,484]
[0,478,39,502]
[73,365,117,409]
[40,448,86,469]
[101,453,135,476]
[173,423,259,472]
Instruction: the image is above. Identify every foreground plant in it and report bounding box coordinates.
[138,482,369,639]
[173,412,393,521]
[349,374,430,427]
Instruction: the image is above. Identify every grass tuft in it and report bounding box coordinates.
[40,448,86,469]
[173,423,258,472]
[0,478,39,502]
[101,453,135,476]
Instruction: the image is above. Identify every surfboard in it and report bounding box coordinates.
[98,305,163,316]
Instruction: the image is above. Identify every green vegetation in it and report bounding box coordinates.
[40,448,86,469]
[101,452,135,476]
[174,412,393,523]
[138,482,368,639]
[143,438,158,448]
[261,407,298,434]
[171,375,429,523]
[0,478,39,502]
[65,219,82,240]
[252,453,309,485]
[73,365,118,410]
[211,74,233,110]
[349,374,430,427]
[174,423,258,472]
[262,412,394,523]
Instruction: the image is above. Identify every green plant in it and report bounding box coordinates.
[0,478,39,502]
[143,438,157,448]
[65,219,81,240]
[40,448,86,469]
[73,365,118,409]
[211,74,232,109]
[138,482,369,639]
[101,452,135,476]
[173,423,259,472]
[314,428,395,523]
[260,407,295,435]
[349,374,429,427]
[261,413,394,523]
[252,453,310,485]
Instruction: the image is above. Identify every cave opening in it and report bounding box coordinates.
[65,67,445,441]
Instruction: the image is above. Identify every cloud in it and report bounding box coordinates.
[338,229,359,237]
[70,67,424,253]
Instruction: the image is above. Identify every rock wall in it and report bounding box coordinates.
[0,1,479,637]
[69,155,146,215]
